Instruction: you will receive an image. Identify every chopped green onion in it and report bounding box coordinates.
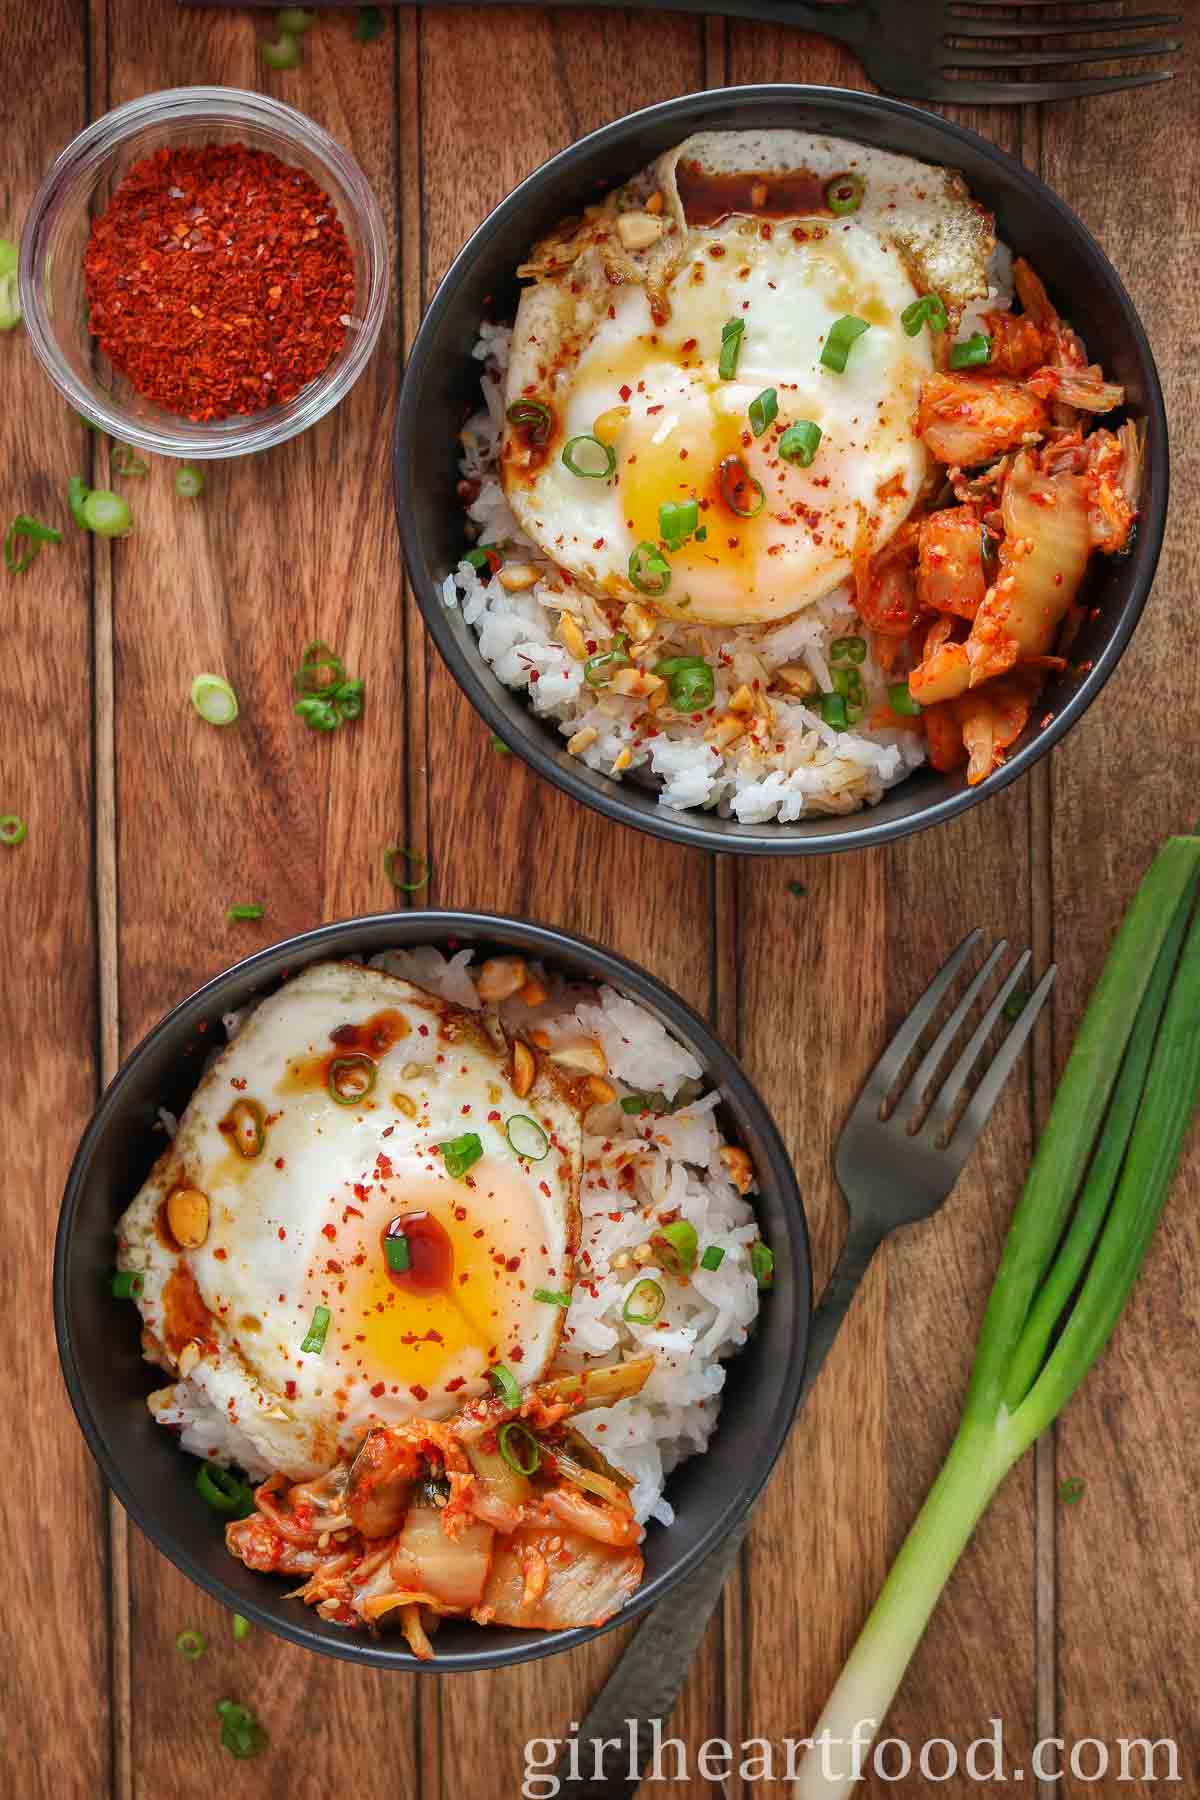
[820,692,849,731]
[831,667,866,711]
[901,293,948,338]
[113,444,149,478]
[750,1241,774,1288]
[295,696,339,731]
[176,1629,206,1662]
[949,331,992,370]
[383,845,429,891]
[216,1699,267,1761]
[195,1462,255,1518]
[654,655,715,714]
[332,678,364,721]
[788,880,806,897]
[629,540,671,598]
[227,903,264,923]
[506,399,553,447]
[356,4,385,40]
[5,515,61,575]
[719,455,764,519]
[464,544,502,576]
[653,1219,698,1275]
[1003,987,1030,1024]
[81,489,132,538]
[700,1245,726,1271]
[0,262,19,332]
[0,241,15,278]
[1059,1477,1086,1506]
[277,6,317,29]
[232,1614,251,1642]
[658,498,699,550]
[584,633,631,687]
[191,674,239,727]
[505,1114,550,1160]
[68,477,90,528]
[622,1278,665,1324]
[887,680,922,718]
[295,640,344,693]
[779,420,822,467]
[620,1091,668,1115]
[533,1287,571,1307]
[497,1420,541,1477]
[261,29,302,69]
[175,463,205,499]
[825,172,865,216]
[328,1054,377,1106]
[830,634,866,665]
[820,315,870,374]
[440,1131,483,1179]
[718,317,745,381]
[110,1269,144,1300]
[490,734,512,755]
[749,388,778,437]
[562,435,616,480]
[489,1363,521,1408]
[300,1305,331,1355]
[384,1233,412,1273]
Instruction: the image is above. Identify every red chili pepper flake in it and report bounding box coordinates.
[619,384,632,402]
[84,143,355,422]
[370,1381,386,1398]
[285,1380,296,1400]
[410,1384,429,1401]
[213,1247,228,1260]
[321,1224,337,1241]
[446,1376,466,1392]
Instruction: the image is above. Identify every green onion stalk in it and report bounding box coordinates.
[795,834,1200,1797]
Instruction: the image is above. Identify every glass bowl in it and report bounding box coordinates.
[19,88,389,460]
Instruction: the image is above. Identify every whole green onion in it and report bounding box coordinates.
[562,435,616,480]
[195,1463,255,1518]
[654,656,714,714]
[779,420,822,467]
[749,388,778,436]
[191,674,239,727]
[5,515,61,575]
[820,315,870,374]
[949,331,991,370]
[718,317,745,381]
[900,293,947,338]
[440,1131,483,1179]
[489,1363,521,1408]
[175,463,205,499]
[629,541,671,598]
[497,1420,541,1477]
[300,1305,332,1355]
[176,1629,206,1662]
[887,680,922,718]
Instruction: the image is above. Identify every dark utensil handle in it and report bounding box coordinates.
[553,1212,885,1798]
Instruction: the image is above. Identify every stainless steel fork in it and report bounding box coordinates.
[554,928,1056,1799]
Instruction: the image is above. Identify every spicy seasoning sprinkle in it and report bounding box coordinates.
[84,143,356,422]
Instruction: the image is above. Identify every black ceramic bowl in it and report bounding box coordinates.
[394,85,1167,856]
[55,912,810,1671]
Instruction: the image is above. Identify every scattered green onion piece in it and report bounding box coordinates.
[658,498,699,550]
[1059,1477,1086,1506]
[216,1699,267,1761]
[68,477,90,528]
[533,1288,571,1307]
[820,692,849,731]
[81,489,132,538]
[718,455,764,519]
[490,734,512,755]
[277,6,317,29]
[113,443,149,478]
[620,1091,668,1115]
[300,1305,331,1355]
[191,674,239,727]
[383,845,429,891]
[831,667,866,710]
[654,655,715,714]
[175,463,205,499]
[232,1614,251,1642]
[562,434,616,480]
[176,1629,206,1662]
[949,331,992,370]
[653,1218,698,1276]
[385,1233,412,1273]
[825,172,865,216]
[700,1245,726,1272]
[261,29,301,68]
[333,678,365,721]
[497,1420,541,1477]
[227,903,264,923]
[506,398,553,447]
[830,634,866,666]
[328,1054,377,1106]
[900,293,948,338]
[5,515,61,575]
[0,240,15,278]
[356,3,385,40]
[748,388,778,437]
[505,1114,550,1160]
[489,1363,521,1408]
[750,1241,775,1288]
[629,540,671,598]
[584,633,631,688]
[788,880,806,897]
[0,268,20,334]
[622,1278,665,1325]
[820,315,870,374]
[887,680,922,719]
[1003,987,1030,1024]
[718,317,745,381]
[464,544,502,576]
[779,420,822,467]
[441,1131,483,1179]
[294,641,345,695]
[110,1269,144,1300]
[295,696,339,732]
[196,1463,255,1518]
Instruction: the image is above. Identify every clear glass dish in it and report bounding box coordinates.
[19,87,389,460]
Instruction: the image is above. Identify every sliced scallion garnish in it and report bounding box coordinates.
[191,674,239,727]
[654,656,714,714]
[584,633,631,688]
[4,515,61,575]
[232,1614,251,1642]
[497,1420,541,1476]
[900,293,947,338]
[489,1362,521,1408]
[383,845,429,891]
[227,903,264,923]
[750,1241,774,1288]
[300,1305,332,1355]
[629,541,671,598]
[825,172,865,216]
[80,489,132,538]
[653,1219,699,1275]
[620,1091,668,1115]
[699,1245,726,1271]
[384,1233,411,1273]
[533,1287,571,1307]
[888,680,922,718]
[506,398,553,447]
[113,444,149,478]
[261,29,302,69]
[830,635,866,666]
[749,388,778,437]
[949,331,992,370]
[820,315,870,374]
[719,455,764,519]
[505,1114,549,1160]
[328,1054,376,1106]
[779,420,822,467]
[440,1131,483,1179]
[658,498,699,550]
[195,1462,255,1517]
[718,317,745,381]
[176,1629,206,1661]
[562,435,616,480]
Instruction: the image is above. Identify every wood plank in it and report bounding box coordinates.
[415,13,722,1795]
[0,6,110,1796]
[98,7,421,1795]
[1042,10,1200,1791]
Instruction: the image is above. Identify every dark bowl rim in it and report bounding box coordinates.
[393,81,1169,857]
[54,908,811,1672]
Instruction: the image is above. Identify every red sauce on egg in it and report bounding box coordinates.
[383,1211,454,1294]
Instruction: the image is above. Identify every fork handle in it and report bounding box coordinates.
[552,1212,884,1798]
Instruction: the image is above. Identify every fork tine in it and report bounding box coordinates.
[944,964,1057,1155]
[947,39,1178,67]
[858,929,983,1112]
[889,939,1011,1124]
[921,949,1032,1143]
[948,13,1180,36]
[927,70,1174,102]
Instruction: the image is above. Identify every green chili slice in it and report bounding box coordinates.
[497,1420,541,1477]
[110,1269,145,1300]
[658,498,699,550]
[700,1245,726,1271]
[654,656,715,714]
[949,331,992,370]
[562,435,616,480]
[191,674,239,727]
[825,171,865,215]
[300,1305,332,1355]
[629,541,671,598]
[196,1462,255,1518]
[506,399,553,447]
[5,515,62,575]
[749,388,778,437]
[653,1219,698,1275]
[718,318,745,381]
[719,455,764,519]
[176,1629,206,1662]
[383,845,429,891]
[623,1278,665,1324]
[888,680,922,718]
[750,1241,775,1288]
[490,1363,521,1407]
[584,632,631,688]
[505,1114,550,1160]
[328,1054,377,1106]
[901,293,948,338]
[820,315,870,374]
[441,1132,483,1179]
[779,420,822,467]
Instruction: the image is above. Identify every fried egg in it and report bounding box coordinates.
[117,962,582,1481]
[502,130,993,629]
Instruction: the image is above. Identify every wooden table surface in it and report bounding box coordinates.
[5,4,1198,1796]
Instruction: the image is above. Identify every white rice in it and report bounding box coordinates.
[157,949,765,1527]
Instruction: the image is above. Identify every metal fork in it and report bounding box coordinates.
[555,929,1056,1799]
